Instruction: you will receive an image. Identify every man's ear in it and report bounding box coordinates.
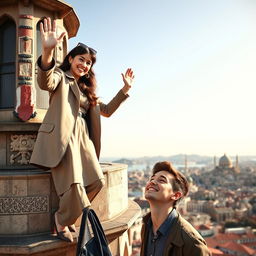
[171,191,182,201]
[69,56,73,64]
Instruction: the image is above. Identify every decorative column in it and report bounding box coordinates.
[14,15,36,121]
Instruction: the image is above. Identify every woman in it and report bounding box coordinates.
[30,17,134,242]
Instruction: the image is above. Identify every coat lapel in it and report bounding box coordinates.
[63,70,101,158]
[163,213,184,255]
[65,70,80,101]
[141,213,151,256]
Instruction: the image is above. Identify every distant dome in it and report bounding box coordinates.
[219,154,232,168]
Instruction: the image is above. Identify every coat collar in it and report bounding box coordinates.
[164,212,184,247]
[64,70,75,79]
[143,211,184,248]
[64,70,80,102]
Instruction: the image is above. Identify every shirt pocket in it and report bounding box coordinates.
[38,123,55,133]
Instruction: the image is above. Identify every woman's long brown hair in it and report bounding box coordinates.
[58,45,98,106]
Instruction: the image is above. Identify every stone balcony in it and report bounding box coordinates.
[0,122,141,256]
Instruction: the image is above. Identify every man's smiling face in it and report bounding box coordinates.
[145,170,177,203]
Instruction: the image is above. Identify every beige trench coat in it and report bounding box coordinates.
[30,57,128,168]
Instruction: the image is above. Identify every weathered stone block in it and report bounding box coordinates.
[0,134,6,166]
[91,163,128,221]
[28,213,51,234]
[0,215,28,235]
[28,175,50,196]
[12,178,27,196]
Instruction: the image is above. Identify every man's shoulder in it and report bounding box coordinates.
[177,213,206,244]
[142,212,151,223]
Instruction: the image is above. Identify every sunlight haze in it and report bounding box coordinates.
[66,0,256,158]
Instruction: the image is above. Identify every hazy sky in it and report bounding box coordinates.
[66,0,256,158]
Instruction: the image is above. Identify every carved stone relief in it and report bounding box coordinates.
[18,62,32,77]
[0,196,49,214]
[19,36,33,55]
[10,135,36,165]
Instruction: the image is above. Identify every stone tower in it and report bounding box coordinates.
[0,1,140,255]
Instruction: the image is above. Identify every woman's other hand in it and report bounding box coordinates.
[121,68,135,95]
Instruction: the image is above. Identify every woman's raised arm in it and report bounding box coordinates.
[40,17,65,70]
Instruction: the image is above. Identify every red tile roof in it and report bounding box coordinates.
[219,241,256,255]
[205,237,219,248]
[208,247,224,255]
[205,232,256,250]
[213,233,240,241]
[197,224,212,230]
[244,241,256,247]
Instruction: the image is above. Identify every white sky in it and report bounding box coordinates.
[67,0,256,158]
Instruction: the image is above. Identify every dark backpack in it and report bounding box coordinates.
[76,208,112,256]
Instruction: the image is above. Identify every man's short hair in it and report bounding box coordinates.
[152,161,189,206]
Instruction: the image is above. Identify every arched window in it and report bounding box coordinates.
[0,17,16,109]
[35,19,49,109]
[36,20,42,58]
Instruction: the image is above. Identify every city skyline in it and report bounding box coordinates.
[66,0,256,158]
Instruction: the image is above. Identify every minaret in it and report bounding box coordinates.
[214,155,217,168]
[184,154,188,173]
[235,155,240,173]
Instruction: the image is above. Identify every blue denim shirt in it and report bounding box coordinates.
[146,208,177,256]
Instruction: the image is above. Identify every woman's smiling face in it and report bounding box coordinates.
[69,53,92,81]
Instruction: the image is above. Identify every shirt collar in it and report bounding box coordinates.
[149,208,177,236]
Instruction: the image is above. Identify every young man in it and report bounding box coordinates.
[140,161,211,256]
